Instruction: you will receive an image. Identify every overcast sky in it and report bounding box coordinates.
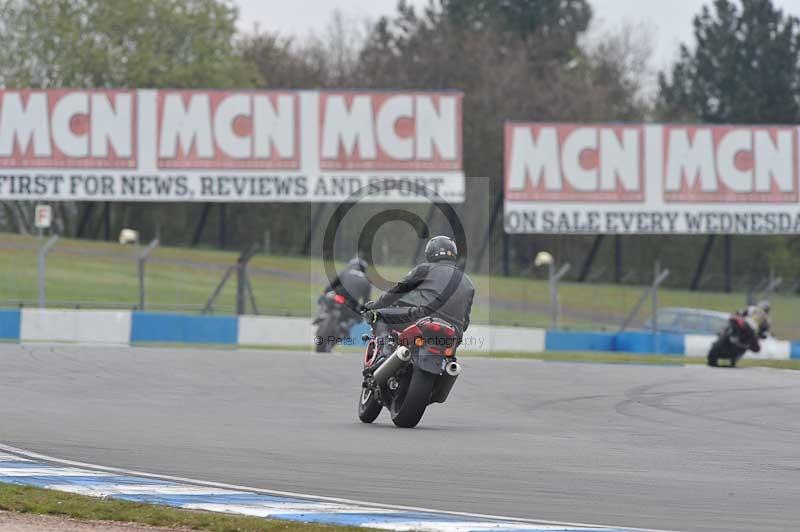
[235,0,800,74]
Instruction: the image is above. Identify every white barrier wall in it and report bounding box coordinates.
[20,309,131,344]
[237,317,547,353]
[238,316,316,347]
[684,335,715,357]
[684,334,790,360]
[462,324,545,353]
[10,309,795,359]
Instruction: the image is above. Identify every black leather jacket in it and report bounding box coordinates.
[374,260,475,332]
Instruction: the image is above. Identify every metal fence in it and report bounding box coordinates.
[2,231,798,340]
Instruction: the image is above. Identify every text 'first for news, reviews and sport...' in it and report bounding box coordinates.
[0,89,464,203]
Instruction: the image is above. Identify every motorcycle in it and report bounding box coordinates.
[314,291,358,353]
[707,315,759,367]
[358,317,462,428]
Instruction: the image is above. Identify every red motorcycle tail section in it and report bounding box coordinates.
[399,318,459,355]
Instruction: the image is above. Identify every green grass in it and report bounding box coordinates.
[1,232,798,337]
[0,483,366,532]
[462,350,800,369]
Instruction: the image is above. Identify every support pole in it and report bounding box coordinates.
[578,235,605,282]
[652,261,665,353]
[236,260,246,315]
[203,266,235,315]
[690,235,716,291]
[302,205,326,256]
[92,203,110,239]
[412,203,437,266]
[236,243,261,315]
[137,239,160,310]
[619,264,670,333]
[75,203,94,238]
[218,204,227,250]
[724,235,733,293]
[245,276,260,315]
[472,191,504,273]
[333,204,346,261]
[614,235,622,284]
[38,235,60,308]
[549,263,571,330]
[191,203,212,246]
[502,232,510,277]
[103,202,111,241]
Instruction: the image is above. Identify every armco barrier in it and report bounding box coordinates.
[545,330,684,355]
[21,309,130,344]
[1,308,798,359]
[238,315,315,346]
[0,309,20,341]
[685,334,792,360]
[130,312,237,344]
[615,331,685,355]
[466,324,545,352]
[545,331,616,352]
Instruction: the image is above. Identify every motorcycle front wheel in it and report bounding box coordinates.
[357,388,382,423]
[315,319,336,353]
[390,366,437,428]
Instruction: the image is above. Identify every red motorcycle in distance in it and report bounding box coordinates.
[358,317,462,428]
[707,314,760,367]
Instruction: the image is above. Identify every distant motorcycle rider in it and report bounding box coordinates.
[735,300,772,346]
[363,236,475,335]
[315,257,372,323]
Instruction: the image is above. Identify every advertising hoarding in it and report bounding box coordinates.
[504,123,800,234]
[0,90,463,203]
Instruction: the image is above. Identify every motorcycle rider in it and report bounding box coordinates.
[734,300,772,349]
[315,256,372,325]
[362,236,474,337]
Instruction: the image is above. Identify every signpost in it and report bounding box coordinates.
[37,235,59,308]
[34,204,52,236]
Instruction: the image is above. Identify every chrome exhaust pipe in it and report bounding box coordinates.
[373,346,412,386]
[445,361,462,377]
[432,361,461,404]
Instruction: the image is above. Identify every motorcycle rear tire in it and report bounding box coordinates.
[390,366,436,428]
[358,388,382,423]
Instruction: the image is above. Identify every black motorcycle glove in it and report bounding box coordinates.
[361,308,380,324]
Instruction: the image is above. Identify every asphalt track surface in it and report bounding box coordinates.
[0,345,798,532]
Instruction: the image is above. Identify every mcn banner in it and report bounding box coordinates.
[504,123,800,235]
[0,90,463,203]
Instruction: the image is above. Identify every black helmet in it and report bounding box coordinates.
[348,256,367,272]
[424,236,457,262]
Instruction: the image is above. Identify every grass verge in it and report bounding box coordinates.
[460,350,800,370]
[0,483,365,532]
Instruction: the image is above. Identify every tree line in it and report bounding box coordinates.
[1,0,799,291]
